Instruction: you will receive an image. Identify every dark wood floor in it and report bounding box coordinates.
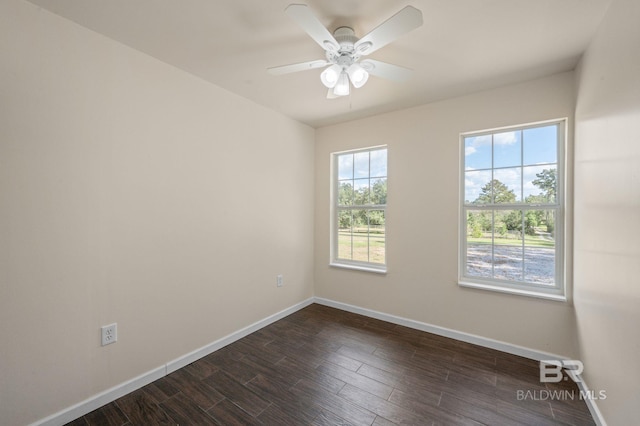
[66,304,595,425]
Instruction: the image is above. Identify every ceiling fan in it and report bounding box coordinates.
[268,4,423,98]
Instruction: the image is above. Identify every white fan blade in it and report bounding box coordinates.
[268,60,328,75]
[285,4,340,52]
[354,6,423,56]
[360,59,412,82]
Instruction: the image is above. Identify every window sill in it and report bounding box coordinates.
[458,280,566,302]
[330,262,387,275]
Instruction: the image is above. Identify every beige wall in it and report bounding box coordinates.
[315,72,579,358]
[574,0,640,423]
[4,0,638,424]
[0,1,314,425]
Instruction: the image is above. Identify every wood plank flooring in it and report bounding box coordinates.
[65,304,596,425]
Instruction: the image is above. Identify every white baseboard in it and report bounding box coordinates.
[314,297,566,361]
[165,297,315,374]
[314,297,606,425]
[576,379,608,426]
[33,296,606,426]
[31,297,314,426]
[34,366,166,426]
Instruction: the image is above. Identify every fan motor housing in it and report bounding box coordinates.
[326,27,360,66]
[333,26,358,51]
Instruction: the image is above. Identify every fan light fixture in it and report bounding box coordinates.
[347,64,369,88]
[333,71,350,96]
[320,64,342,88]
[321,63,369,96]
[268,5,423,99]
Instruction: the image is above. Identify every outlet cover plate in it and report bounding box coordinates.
[101,323,117,346]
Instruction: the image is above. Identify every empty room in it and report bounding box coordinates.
[1,0,638,425]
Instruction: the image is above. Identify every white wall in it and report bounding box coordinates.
[574,0,640,423]
[0,1,314,425]
[315,72,579,358]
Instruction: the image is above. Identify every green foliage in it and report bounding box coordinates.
[338,210,352,229]
[338,179,387,231]
[467,212,478,237]
[368,210,385,226]
[469,172,557,240]
[474,179,516,204]
[338,182,354,206]
[467,211,492,235]
[525,211,539,236]
[529,169,557,234]
[471,222,483,238]
[533,168,556,202]
[338,179,386,206]
[547,221,554,234]
[499,210,519,232]
[371,179,387,205]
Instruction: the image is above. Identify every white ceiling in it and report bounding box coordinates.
[27,0,611,128]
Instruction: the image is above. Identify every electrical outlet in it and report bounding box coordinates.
[276,274,283,287]
[101,323,117,346]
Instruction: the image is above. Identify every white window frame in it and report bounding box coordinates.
[459,119,567,301]
[330,146,387,274]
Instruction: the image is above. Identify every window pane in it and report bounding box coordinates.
[338,181,354,206]
[493,210,523,281]
[370,149,387,178]
[333,147,387,270]
[338,154,353,180]
[351,209,368,262]
[493,130,521,168]
[524,125,557,165]
[465,210,493,278]
[354,152,369,179]
[464,135,492,170]
[354,179,370,205]
[523,165,557,203]
[524,210,556,284]
[465,170,492,204]
[494,167,521,203]
[460,121,563,295]
[369,210,385,264]
[371,178,387,205]
[337,210,353,260]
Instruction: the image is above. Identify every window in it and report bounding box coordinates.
[460,120,566,299]
[331,146,387,273]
